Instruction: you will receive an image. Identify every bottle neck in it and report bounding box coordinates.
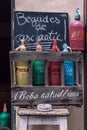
[3,103,7,112]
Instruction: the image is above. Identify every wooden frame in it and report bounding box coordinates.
[84,0,87,130]
[15,108,69,130]
[9,51,84,106]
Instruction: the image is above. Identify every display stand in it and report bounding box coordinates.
[14,107,69,130]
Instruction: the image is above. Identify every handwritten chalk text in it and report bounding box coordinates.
[15,31,63,43]
[14,89,80,101]
[16,12,61,31]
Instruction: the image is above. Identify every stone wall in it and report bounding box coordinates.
[14,1,84,130]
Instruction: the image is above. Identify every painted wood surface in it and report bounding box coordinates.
[11,86,83,106]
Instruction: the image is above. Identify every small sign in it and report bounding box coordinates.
[11,87,83,107]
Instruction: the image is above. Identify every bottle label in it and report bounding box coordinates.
[16,67,29,73]
[32,61,45,85]
[16,66,29,85]
[70,28,84,41]
[64,61,74,85]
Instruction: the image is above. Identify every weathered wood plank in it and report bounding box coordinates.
[18,116,27,130]
[17,108,69,116]
[16,108,69,130]
[9,51,83,61]
[11,86,83,106]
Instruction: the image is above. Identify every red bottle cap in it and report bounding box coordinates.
[52,39,60,52]
[36,39,42,52]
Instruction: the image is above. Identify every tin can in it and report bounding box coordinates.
[48,61,61,85]
[32,61,45,86]
[15,61,29,85]
[64,61,75,86]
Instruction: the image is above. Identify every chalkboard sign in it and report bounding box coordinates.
[14,11,69,51]
[11,87,83,107]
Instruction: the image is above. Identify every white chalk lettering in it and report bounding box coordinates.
[16,12,26,25]
[41,90,68,99]
[50,17,60,24]
[67,91,79,97]
[14,91,18,100]
[15,31,63,44]
[62,89,69,97]
[16,13,61,26]
[15,34,35,43]
[38,30,63,41]
[13,89,80,102]
[16,12,49,30]
[16,12,62,31]
[35,24,47,31]
[64,19,67,41]
[14,91,38,100]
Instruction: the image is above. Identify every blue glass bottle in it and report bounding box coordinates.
[63,43,75,86]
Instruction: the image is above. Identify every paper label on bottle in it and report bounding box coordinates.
[16,66,29,85]
[70,29,84,41]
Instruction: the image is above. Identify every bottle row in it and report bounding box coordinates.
[15,60,76,86]
[13,36,83,87]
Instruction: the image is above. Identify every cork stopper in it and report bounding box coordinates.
[15,38,26,51]
[52,39,60,52]
[63,43,72,52]
[3,103,7,112]
[36,39,42,52]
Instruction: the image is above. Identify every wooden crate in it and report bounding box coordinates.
[9,51,84,107]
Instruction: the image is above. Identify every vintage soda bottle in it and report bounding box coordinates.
[70,8,85,50]
[32,39,45,86]
[48,39,61,86]
[63,43,75,86]
[15,39,29,85]
[0,103,10,129]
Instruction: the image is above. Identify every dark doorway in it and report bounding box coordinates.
[0,0,11,112]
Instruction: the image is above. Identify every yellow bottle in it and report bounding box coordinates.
[15,39,29,86]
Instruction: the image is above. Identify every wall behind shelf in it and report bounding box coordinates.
[14,0,84,22]
[12,0,84,130]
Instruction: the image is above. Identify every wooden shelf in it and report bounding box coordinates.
[9,51,83,61]
[10,51,84,107]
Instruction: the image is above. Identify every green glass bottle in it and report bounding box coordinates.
[32,39,45,86]
[0,103,10,129]
[32,60,45,86]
